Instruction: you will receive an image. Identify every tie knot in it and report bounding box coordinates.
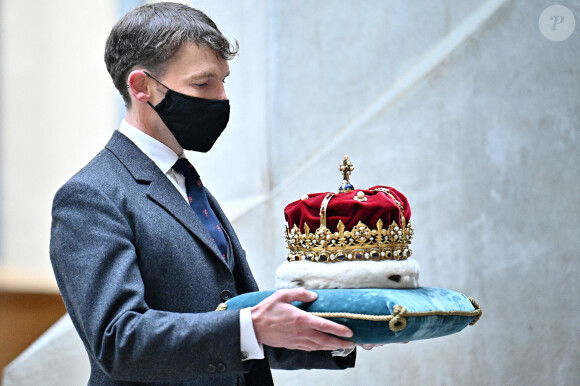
[173,158,200,180]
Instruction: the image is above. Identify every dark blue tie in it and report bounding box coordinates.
[172,158,228,260]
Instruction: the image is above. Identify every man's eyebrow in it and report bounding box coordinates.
[186,71,230,81]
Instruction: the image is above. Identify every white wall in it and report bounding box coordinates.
[0,0,117,291]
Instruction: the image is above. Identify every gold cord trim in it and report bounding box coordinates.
[215,303,228,311]
[468,297,482,325]
[310,303,482,332]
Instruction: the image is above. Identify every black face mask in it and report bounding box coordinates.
[145,72,230,152]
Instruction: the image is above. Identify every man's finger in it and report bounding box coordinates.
[273,288,318,304]
[309,331,356,351]
[298,332,356,352]
[308,314,354,338]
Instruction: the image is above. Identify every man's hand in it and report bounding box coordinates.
[251,288,355,352]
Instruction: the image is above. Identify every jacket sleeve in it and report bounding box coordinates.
[49,179,250,382]
[265,346,356,370]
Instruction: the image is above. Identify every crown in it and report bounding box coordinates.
[284,156,414,263]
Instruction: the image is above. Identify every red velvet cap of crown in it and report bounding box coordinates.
[284,185,411,233]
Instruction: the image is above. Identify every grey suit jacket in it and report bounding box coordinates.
[50,131,354,385]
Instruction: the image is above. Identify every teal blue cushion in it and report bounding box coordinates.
[220,287,481,344]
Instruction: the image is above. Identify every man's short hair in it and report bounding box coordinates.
[104,2,238,108]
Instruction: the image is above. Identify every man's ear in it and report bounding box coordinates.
[127,70,152,104]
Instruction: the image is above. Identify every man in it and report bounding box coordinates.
[50,3,356,385]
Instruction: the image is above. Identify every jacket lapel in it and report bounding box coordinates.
[146,180,226,262]
[105,131,227,263]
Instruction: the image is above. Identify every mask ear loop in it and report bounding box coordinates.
[143,71,170,108]
[143,71,170,89]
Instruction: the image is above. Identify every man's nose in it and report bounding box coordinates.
[216,83,227,100]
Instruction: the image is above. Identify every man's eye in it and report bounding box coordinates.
[195,83,208,87]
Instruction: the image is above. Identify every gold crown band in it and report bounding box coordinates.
[319,193,335,228]
[285,219,413,263]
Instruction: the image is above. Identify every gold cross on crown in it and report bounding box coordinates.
[338,155,355,193]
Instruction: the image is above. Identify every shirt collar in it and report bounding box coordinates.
[118,119,180,174]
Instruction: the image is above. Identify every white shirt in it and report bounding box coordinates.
[118,119,264,360]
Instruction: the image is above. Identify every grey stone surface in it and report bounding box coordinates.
[227,0,580,385]
[187,0,271,199]
[190,0,484,201]
[2,315,89,386]
[267,1,482,188]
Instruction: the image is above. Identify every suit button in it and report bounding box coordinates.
[220,290,232,301]
[217,363,226,373]
[207,364,216,373]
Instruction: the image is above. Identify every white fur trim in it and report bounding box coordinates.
[275,259,420,289]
